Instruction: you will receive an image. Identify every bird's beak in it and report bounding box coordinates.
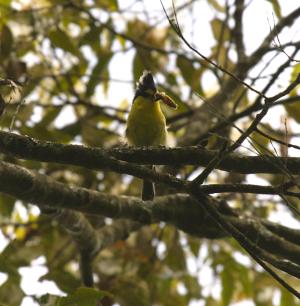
[154,92,177,109]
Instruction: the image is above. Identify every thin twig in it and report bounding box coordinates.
[160,0,267,99]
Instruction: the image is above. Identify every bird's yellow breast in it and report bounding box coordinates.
[126,96,167,146]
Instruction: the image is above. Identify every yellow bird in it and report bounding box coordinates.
[126,71,177,200]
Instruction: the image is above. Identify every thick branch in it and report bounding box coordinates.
[49,209,98,287]
[1,159,300,267]
[3,131,300,175]
[0,160,152,222]
[44,208,141,286]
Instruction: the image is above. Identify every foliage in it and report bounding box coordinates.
[0,0,299,305]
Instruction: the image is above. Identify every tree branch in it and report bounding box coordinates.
[233,0,246,63]
[191,73,300,185]
[3,131,300,176]
[43,208,142,287]
[1,159,300,267]
[249,6,300,67]
[2,158,300,295]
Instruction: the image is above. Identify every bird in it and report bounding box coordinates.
[126,71,177,201]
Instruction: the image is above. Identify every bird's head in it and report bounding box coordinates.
[133,71,177,109]
[133,70,157,102]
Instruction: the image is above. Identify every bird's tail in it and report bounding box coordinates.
[142,166,155,201]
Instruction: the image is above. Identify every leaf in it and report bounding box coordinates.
[221,265,234,306]
[1,235,44,267]
[58,287,112,306]
[0,256,20,281]
[95,0,118,11]
[40,106,63,127]
[280,288,297,306]
[127,19,167,48]
[57,121,81,141]
[164,228,186,271]
[206,297,220,306]
[133,52,145,84]
[41,270,80,294]
[0,278,24,306]
[113,278,150,306]
[37,293,61,306]
[80,26,102,52]
[251,130,270,155]
[21,79,37,98]
[0,194,15,216]
[28,63,50,79]
[234,263,252,297]
[284,102,300,123]
[188,237,200,257]
[266,0,281,18]
[17,103,34,123]
[0,0,12,5]
[182,274,201,298]
[0,24,13,58]
[48,28,80,57]
[82,116,118,147]
[211,45,233,69]
[289,63,300,96]
[177,56,194,84]
[86,52,113,97]
[208,0,225,12]
[176,56,203,94]
[283,69,300,124]
[211,18,231,42]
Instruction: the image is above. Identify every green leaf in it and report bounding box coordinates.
[86,52,113,97]
[208,0,225,12]
[221,265,234,306]
[133,52,145,84]
[0,278,24,306]
[0,256,20,281]
[164,228,186,271]
[182,274,201,298]
[176,56,203,94]
[80,26,102,52]
[95,0,118,11]
[266,0,281,18]
[280,288,296,306]
[57,121,81,141]
[211,18,231,42]
[251,130,270,155]
[40,106,63,127]
[22,80,37,98]
[58,287,112,306]
[17,103,34,123]
[177,55,194,84]
[0,0,11,22]
[0,24,13,58]
[206,297,220,306]
[0,0,11,6]
[235,263,252,297]
[284,102,300,123]
[0,194,15,216]
[41,270,80,294]
[284,65,300,123]
[37,293,60,306]
[48,28,80,57]
[188,237,200,257]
